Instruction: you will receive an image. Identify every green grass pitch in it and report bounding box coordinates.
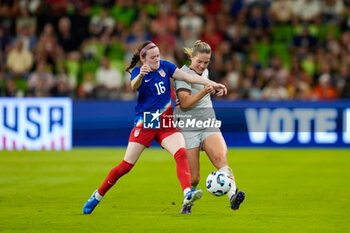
[0,149,349,233]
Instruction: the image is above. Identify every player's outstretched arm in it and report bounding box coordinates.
[172,68,227,95]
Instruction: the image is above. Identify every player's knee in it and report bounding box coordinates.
[212,151,227,168]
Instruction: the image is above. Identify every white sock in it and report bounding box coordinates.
[183,187,191,196]
[219,166,237,199]
[94,191,103,201]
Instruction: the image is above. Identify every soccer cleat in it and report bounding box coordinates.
[180,204,192,214]
[230,190,245,211]
[183,189,203,207]
[83,190,101,214]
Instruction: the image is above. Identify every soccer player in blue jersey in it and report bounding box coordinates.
[83,41,227,214]
[174,40,245,212]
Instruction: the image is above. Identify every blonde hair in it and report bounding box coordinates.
[184,40,211,58]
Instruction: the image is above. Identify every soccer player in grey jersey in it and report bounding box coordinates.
[174,40,245,213]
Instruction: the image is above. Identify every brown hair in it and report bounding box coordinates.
[125,41,156,74]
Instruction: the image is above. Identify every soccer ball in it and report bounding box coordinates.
[206,171,232,196]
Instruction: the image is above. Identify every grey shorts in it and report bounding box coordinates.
[181,130,222,150]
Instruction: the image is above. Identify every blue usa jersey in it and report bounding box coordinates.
[131,60,177,127]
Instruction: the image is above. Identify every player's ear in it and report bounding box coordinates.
[190,54,196,62]
[139,56,144,63]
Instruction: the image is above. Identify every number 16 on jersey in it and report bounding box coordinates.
[155,81,165,95]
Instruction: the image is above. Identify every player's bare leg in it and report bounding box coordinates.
[203,133,245,211]
[123,142,146,164]
[202,133,228,170]
[186,147,201,189]
[161,132,186,155]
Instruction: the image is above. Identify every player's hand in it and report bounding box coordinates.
[205,85,216,95]
[140,64,151,76]
[213,83,227,96]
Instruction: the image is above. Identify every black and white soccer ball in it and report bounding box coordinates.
[206,171,232,196]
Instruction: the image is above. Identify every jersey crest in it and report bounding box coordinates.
[158,69,166,77]
[134,128,140,137]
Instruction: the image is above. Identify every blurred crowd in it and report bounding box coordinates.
[1,0,350,101]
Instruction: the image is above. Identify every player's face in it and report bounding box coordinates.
[143,47,160,70]
[190,52,211,75]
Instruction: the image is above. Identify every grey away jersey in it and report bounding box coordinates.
[174,65,213,109]
[173,65,217,131]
